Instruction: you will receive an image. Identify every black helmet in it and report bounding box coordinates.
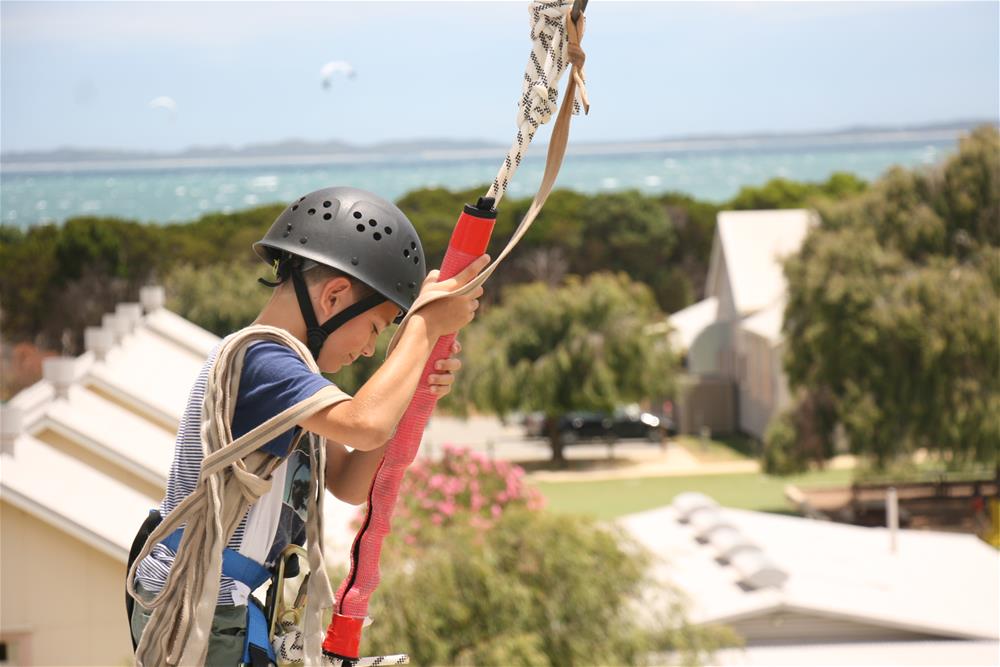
[254,186,427,359]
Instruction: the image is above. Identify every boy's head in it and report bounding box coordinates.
[254,187,426,370]
[277,260,401,372]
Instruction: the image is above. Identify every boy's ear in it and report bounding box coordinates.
[317,276,354,319]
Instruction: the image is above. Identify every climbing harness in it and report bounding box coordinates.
[126,326,351,666]
[314,1,592,664]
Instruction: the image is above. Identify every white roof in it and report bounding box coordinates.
[711,209,815,317]
[709,639,1000,666]
[1,433,159,562]
[86,326,208,424]
[144,307,220,358]
[739,298,785,344]
[667,297,719,351]
[620,504,999,642]
[43,385,175,486]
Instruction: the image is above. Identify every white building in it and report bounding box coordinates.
[621,494,1000,666]
[0,287,358,665]
[667,209,817,440]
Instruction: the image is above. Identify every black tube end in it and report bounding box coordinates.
[464,197,497,219]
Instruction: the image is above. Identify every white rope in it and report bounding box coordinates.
[487,0,586,205]
[272,626,408,666]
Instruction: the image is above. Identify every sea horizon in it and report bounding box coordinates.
[0,125,979,229]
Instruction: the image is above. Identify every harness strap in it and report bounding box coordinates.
[290,264,387,359]
[162,529,276,666]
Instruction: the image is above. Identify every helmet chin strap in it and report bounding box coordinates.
[289,265,387,360]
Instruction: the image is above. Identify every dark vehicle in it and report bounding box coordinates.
[556,405,671,444]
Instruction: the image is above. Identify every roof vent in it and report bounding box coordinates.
[102,313,130,344]
[689,507,737,541]
[708,526,760,562]
[85,326,114,361]
[43,357,77,399]
[673,492,718,522]
[1,405,23,456]
[140,285,166,313]
[116,303,144,332]
[731,549,788,590]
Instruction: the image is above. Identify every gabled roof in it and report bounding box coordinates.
[1,433,158,562]
[620,502,999,642]
[666,297,718,352]
[706,209,816,317]
[739,297,785,344]
[2,294,360,567]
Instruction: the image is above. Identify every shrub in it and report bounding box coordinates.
[360,509,738,666]
[354,445,545,549]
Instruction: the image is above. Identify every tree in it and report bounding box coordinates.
[456,273,678,462]
[779,126,1000,470]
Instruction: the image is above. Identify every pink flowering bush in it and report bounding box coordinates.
[353,444,544,548]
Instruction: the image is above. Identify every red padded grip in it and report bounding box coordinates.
[325,207,494,659]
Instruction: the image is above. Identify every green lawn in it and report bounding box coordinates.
[533,468,853,520]
[673,434,757,463]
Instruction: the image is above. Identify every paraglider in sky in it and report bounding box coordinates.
[319,61,355,90]
[148,96,178,121]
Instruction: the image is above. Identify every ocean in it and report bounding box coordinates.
[0,135,960,228]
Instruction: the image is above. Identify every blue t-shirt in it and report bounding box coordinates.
[232,341,333,458]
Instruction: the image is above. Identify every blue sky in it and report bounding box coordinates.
[2,1,997,153]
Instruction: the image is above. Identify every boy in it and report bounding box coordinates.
[129,186,487,664]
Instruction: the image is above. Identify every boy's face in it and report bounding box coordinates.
[316,286,400,374]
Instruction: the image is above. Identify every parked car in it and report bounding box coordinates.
[557,404,671,444]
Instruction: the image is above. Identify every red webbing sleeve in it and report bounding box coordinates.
[325,207,494,660]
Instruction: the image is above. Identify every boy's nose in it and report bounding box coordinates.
[362,342,376,357]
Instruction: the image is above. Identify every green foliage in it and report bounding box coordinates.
[783,126,1000,468]
[361,509,738,666]
[727,171,867,210]
[163,261,270,336]
[456,273,678,460]
[763,408,809,475]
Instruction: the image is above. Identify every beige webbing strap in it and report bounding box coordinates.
[386,9,588,358]
[127,325,350,666]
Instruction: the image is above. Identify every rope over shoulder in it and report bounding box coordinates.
[126,325,351,666]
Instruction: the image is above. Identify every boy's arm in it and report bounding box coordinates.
[299,313,437,452]
[324,342,463,505]
[299,254,486,452]
[324,441,387,505]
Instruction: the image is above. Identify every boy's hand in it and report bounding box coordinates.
[428,340,462,397]
[416,254,489,338]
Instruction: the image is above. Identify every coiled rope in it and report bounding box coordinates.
[126,326,350,666]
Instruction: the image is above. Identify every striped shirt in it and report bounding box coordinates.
[135,337,332,605]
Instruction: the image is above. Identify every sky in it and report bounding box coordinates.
[1,1,998,153]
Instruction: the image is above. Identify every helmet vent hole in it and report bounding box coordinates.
[368,219,377,227]
[308,208,316,215]
[356,224,365,232]
[403,249,410,258]
[353,211,362,219]
[323,201,332,208]
[413,256,419,265]
[300,237,308,244]
[373,232,382,241]
[410,241,417,250]
[291,205,298,211]
[407,281,415,289]
[323,213,332,220]
[384,226,392,235]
